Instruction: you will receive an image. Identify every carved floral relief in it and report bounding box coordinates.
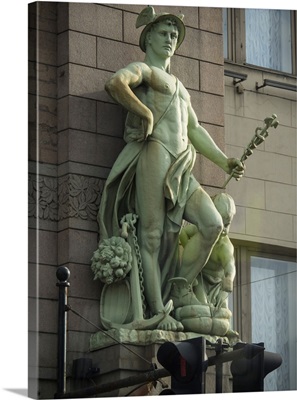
[28,173,104,221]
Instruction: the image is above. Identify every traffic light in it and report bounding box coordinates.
[157,336,207,394]
[231,342,282,392]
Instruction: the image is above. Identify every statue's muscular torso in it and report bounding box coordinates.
[125,63,191,156]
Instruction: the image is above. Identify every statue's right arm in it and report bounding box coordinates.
[105,63,154,139]
[217,239,236,276]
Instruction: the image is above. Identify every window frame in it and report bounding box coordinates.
[232,244,297,391]
[231,241,297,343]
[224,8,297,76]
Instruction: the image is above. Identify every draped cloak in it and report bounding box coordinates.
[98,80,200,303]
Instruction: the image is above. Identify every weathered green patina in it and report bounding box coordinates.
[91,6,245,337]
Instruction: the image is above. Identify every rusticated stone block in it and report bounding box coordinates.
[28,228,58,266]
[68,3,122,40]
[29,263,59,300]
[64,263,102,301]
[38,333,58,368]
[246,208,293,242]
[155,5,199,28]
[202,123,225,151]
[198,30,224,65]
[228,177,265,209]
[28,61,57,98]
[228,144,293,184]
[57,30,69,66]
[58,229,98,266]
[29,1,57,32]
[58,96,97,133]
[58,64,113,102]
[190,90,224,127]
[119,4,199,28]
[114,3,145,14]
[244,90,292,127]
[29,95,57,164]
[58,31,97,67]
[176,26,200,59]
[229,206,246,235]
[171,55,200,91]
[199,7,223,34]
[123,11,142,46]
[97,101,126,137]
[266,181,297,215]
[29,29,57,65]
[58,129,125,167]
[177,28,223,65]
[67,298,101,332]
[57,1,69,33]
[31,298,58,333]
[97,37,142,72]
[192,153,225,188]
[200,62,224,96]
[264,124,296,157]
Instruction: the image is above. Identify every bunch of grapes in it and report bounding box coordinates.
[91,236,132,284]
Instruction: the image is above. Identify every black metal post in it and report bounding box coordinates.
[56,266,70,396]
[55,367,170,399]
[214,339,223,393]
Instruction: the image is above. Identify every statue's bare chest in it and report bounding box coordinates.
[134,65,189,113]
[149,67,177,95]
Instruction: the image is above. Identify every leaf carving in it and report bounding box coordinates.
[29,173,104,222]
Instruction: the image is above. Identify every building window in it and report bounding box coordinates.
[232,245,297,391]
[251,256,297,391]
[246,9,292,74]
[223,8,296,75]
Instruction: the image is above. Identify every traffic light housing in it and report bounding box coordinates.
[231,342,282,392]
[157,336,207,394]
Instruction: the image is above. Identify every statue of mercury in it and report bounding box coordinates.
[97,6,245,332]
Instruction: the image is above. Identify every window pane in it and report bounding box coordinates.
[245,9,292,73]
[251,256,297,390]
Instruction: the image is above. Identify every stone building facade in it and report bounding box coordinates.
[223,8,297,391]
[28,2,296,398]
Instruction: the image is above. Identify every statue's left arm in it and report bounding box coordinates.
[187,104,245,179]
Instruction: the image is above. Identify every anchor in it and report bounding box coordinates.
[100,214,173,330]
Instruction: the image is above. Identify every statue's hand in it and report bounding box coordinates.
[138,111,154,142]
[226,158,245,181]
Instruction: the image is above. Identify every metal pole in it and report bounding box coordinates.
[56,266,70,396]
[215,339,223,393]
[55,367,170,399]
[207,343,264,366]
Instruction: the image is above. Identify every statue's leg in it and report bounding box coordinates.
[135,142,183,331]
[181,187,224,285]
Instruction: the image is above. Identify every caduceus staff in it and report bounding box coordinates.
[222,113,279,189]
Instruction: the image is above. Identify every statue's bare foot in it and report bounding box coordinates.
[157,315,184,332]
[222,276,233,292]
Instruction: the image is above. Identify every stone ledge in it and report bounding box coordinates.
[89,328,223,351]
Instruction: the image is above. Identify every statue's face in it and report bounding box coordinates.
[147,21,179,58]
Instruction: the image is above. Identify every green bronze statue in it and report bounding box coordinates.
[91,6,245,335]
[174,193,238,338]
